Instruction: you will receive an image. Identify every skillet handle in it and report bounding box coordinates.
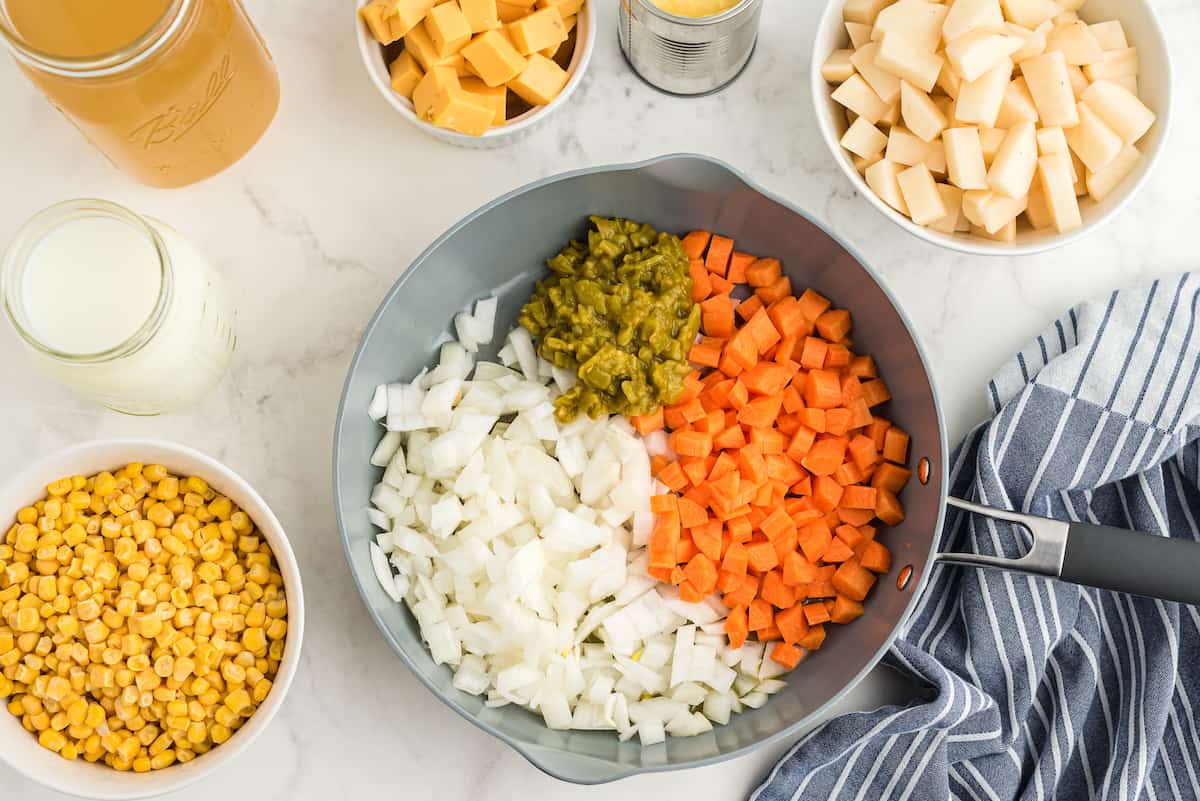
[1061,523,1200,605]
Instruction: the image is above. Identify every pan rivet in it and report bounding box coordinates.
[917,457,931,485]
[897,565,914,590]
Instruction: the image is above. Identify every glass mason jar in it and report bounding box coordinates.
[1,199,237,415]
[0,0,280,188]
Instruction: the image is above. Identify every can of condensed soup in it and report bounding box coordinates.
[618,0,763,96]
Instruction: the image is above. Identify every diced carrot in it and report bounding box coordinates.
[848,434,879,471]
[822,538,855,563]
[771,525,798,562]
[676,496,707,529]
[770,641,803,669]
[805,369,843,409]
[748,598,774,631]
[725,380,750,410]
[839,373,862,403]
[735,294,764,322]
[785,426,817,463]
[684,553,719,594]
[796,289,831,322]
[834,524,864,548]
[756,275,792,304]
[681,230,711,259]
[725,605,749,649]
[737,444,768,486]
[712,424,747,451]
[719,249,750,283]
[796,407,826,433]
[761,570,795,609]
[721,540,750,574]
[710,274,735,295]
[860,378,892,408]
[671,430,713,459]
[700,294,736,338]
[867,417,891,450]
[801,437,847,476]
[750,428,787,455]
[777,413,801,436]
[860,540,892,574]
[808,579,836,599]
[694,408,726,435]
[738,395,782,429]
[765,454,803,485]
[781,551,817,586]
[651,454,669,476]
[745,309,782,354]
[689,341,722,369]
[679,580,705,603]
[758,624,782,641]
[840,484,877,510]
[760,507,795,542]
[657,461,687,492]
[830,595,864,623]
[832,559,876,602]
[746,540,779,572]
[745,257,781,287]
[782,385,805,414]
[739,362,790,396]
[664,406,688,430]
[705,234,734,277]
[883,426,910,464]
[796,624,826,650]
[675,535,698,563]
[725,515,752,543]
[825,407,854,437]
[774,335,800,366]
[875,488,905,525]
[726,329,759,371]
[797,521,832,563]
[803,601,832,626]
[689,258,713,302]
[835,461,863,486]
[767,296,807,338]
[723,573,759,607]
[815,309,852,341]
[650,494,678,515]
[871,462,912,493]
[647,566,673,582]
[812,475,844,512]
[799,337,828,370]
[825,343,852,369]
[678,457,706,487]
[632,407,664,435]
[848,355,877,378]
[775,604,809,644]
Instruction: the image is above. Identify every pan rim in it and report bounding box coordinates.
[331,152,950,784]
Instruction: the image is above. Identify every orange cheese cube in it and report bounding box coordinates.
[434,87,496,135]
[460,0,501,32]
[405,22,466,71]
[426,2,473,57]
[507,6,566,55]
[508,52,568,105]
[390,0,439,38]
[462,29,528,86]
[413,66,461,121]
[389,50,425,97]
[496,0,530,22]
[461,76,507,125]
[359,1,400,44]
[537,0,584,15]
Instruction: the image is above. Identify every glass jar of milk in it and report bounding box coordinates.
[1,199,236,414]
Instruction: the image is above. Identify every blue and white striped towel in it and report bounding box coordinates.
[753,273,1200,801]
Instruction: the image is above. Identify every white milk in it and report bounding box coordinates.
[2,200,237,415]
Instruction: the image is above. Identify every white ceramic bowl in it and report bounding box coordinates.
[0,440,305,800]
[810,0,1173,256]
[356,2,596,148]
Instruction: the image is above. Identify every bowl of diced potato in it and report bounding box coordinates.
[812,0,1172,255]
[356,0,594,147]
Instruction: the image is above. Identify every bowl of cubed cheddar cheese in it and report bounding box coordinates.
[812,0,1171,255]
[357,0,594,147]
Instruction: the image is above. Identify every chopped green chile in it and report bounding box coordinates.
[520,216,700,421]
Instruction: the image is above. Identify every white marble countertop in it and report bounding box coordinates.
[2,0,1198,799]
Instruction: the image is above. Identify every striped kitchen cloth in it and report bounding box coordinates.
[753,273,1200,801]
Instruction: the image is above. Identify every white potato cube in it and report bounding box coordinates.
[871,0,948,52]
[897,163,947,225]
[1005,22,1047,62]
[846,21,873,49]
[1037,152,1082,232]
[853,151,886,172]
[1035,126,1076,180]
[1085,144,1140,202]
[900,80,949,141]
[945,31,1021,81]
[1045,21,1103,66]
[879,98,902,127]
[942,0,1004,42]
[1021,51,1078,127]
[1056,0,1085,10]
[1052,9,1078,26]
[832,74,890,123]
[928,183,968,233]
[864,159,911,214]
[886,126,932,165]
[978,126,1007,164]
[1065,100,1122,172]
[841,116,890,157]
[822,49,856,83]
[1023,180,1054,229]
[936,62,962,98]
[1089,20,1127,51]
[962,190,1027,233]
[1072,151,1088,195]
[987,120,1037,198]
[1065,64,1089,97]
[943,126,989,189]
[994,76,1039,127]
[970,219,1016,242]
[925,137,947,174]
[1000,0,1059,31]
[1080,80,1156,144]
[852,42,902,103]
[1083,47,1137,81]
[933,94,956,121]
[844,0,893,25]
[1111,74,1138,95]
[953,58,1011,127]
[876,32,944,91]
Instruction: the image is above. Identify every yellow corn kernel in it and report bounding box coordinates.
[16,607,40,632]
[38,728,68,752]
[62,523,86,547]
[46,478,72,497]
[82,620,109,644]
[210,723,231,744]
[266,618,287,641]
[224,688,251,714]
[50,710,70,731]
[14,524,38,553]
[132,756,152,772]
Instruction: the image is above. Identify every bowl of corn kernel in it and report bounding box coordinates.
[0,440,303,799]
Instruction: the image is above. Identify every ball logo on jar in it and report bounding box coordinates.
[127,53,236,149]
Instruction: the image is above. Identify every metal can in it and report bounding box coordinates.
[617,0,764,96]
